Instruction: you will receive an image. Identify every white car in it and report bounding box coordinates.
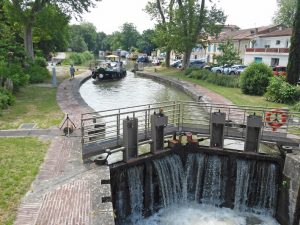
[224,65,247,75]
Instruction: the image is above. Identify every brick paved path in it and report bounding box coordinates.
[13,72,114,225]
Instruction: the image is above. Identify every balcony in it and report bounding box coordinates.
[245,48,289,53]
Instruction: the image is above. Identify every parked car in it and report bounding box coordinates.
[272,66,287,76]
[136,56,149,63]
[170,60,182,68]
[236,66,247,75]
[225,65,247,75]
[203,65,212,71]
[211,65,231,73]
[189,60,206,68]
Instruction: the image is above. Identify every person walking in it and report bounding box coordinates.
[69,65,75,80]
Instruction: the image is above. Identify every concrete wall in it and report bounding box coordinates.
[282,153,300,225]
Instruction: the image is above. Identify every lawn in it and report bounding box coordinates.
[0,137,49,225]
[0,86,64,130]
[150,67,289,109]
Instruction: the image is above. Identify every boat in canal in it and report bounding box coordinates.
[91,61,126,81]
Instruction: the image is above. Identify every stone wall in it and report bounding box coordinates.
[283,153,300,225]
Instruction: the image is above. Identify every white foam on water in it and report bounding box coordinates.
[134,203,279,225]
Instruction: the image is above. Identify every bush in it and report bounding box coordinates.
[25,64,50,84]
[292,102,300,112]
[0,87,15,110]
[67,51,94,65]
[34,57,47,67]
[0,61,29,92]
[186,68,240,88]
[240,63,273,95]
[265,76,298,103]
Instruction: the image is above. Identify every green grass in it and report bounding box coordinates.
[0,137,49,225]
[151,67,289,109]
[0,86,64,129]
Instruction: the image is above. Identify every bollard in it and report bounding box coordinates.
[210,111,226,149]
[150,112,168,153]
[244,114,263,153]
[123,117,138,162]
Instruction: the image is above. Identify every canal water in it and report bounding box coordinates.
[80,71,279,225]
[80,71,193,111]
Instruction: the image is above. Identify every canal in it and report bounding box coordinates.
[80,71,193,111]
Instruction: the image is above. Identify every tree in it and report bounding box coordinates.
[137,29,157,55]
[145,0,176,67]
[95,32,110,52]
[119,23,140,51]
[287,0,300,84]
[33,5,70,57]
[105,32,123,51]
[69,36,88,52]
[5,0,100,59]
[69,22,97,52]
[273,0,297,27]
[172,1,226,69]
[214,40,240,66]
[0,1,25,63]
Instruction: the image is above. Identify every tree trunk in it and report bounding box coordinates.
[165,49,171,67]
[287,0,300,84]
[24,24,34,59]
[182,49,192,70]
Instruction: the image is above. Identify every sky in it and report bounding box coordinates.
[72,0,278,34]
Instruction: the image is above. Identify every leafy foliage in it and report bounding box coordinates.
[186,68,240,88]
[69,22,97,52]
[33,5,70,57]
[66,51,94,65]
[0,61,29,92]
[214,40,241,66]
[240,63,273,95]
[25,64,50,84]
[273,0,297,27]
[265,76,299,103]
[0,87,15,112]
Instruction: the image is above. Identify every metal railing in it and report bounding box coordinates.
[81,101,300,158]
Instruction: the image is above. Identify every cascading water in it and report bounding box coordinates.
[234,160,278,216]
[127,166,144,223]
[114,153,280,225]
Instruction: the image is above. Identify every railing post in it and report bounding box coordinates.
[116,109,120,145]
[144,110,148,139]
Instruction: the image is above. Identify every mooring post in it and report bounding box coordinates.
[123,117,138,162]
[210,111,226,149]
[244,114,263,152]
[150,111,168,153]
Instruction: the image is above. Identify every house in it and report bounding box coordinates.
[244,28,292,66]
[192,24,289,65]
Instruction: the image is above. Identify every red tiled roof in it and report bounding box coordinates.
[258,28,292,37]
[210,25,288,42]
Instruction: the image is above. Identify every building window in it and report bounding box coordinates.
[194,55,197,59]
[245,45,248,49]
[271,58,279,67]
[213,45,217,52]
[276,40,281,45]
[264,45,270,48]
[254,57,262,63]
[208,45,211,52]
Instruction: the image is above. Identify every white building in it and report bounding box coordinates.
[244,28,292,66]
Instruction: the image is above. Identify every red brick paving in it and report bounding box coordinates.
[35,180,91,225]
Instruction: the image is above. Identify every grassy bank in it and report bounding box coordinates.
[0,137,49,225]
[149,67,289,109]
[0,86,64,130]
